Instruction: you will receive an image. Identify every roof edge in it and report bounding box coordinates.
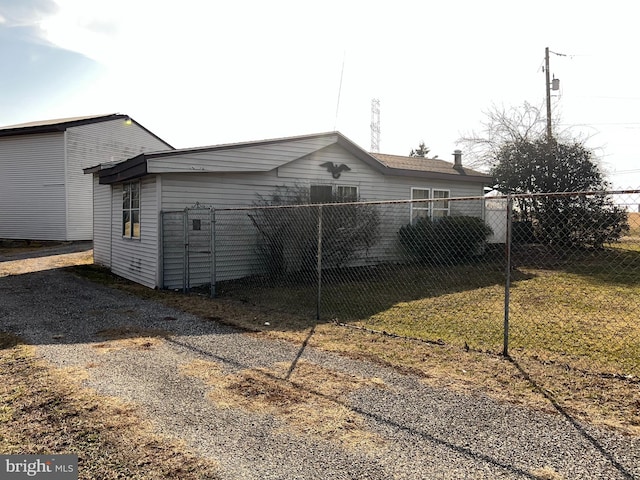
[0,114,126,136]
[0,114,174,149]
[94,131,493,185]
[98,155,148,184]
[96,132,343,183]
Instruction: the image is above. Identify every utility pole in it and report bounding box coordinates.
[545,47,552,141]
[545,47,561,142]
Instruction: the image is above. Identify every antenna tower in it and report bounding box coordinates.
[370,98,380,153]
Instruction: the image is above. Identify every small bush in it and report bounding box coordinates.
[399,216,493,263]
[512,221,536,244]
[249,186,380,278]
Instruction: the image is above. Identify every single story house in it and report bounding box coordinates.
[0,114,172,241]
[85,131,493,289]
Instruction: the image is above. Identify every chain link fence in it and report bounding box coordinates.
[160,191,640,376]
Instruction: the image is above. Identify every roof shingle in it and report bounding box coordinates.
[370,153,490,178]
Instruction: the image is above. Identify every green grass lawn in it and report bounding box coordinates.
[217,245,640,376]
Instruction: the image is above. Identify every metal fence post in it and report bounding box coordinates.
[210,208,217,298]
[503,195,513,357]
[316,205,323,321]
[159,211,164,290]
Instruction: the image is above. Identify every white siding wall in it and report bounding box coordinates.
[110,176,159,288]
[66,120,171,240]
[147,136,337,173]
[278,144,485,208]
[92,175,112,266]
[157,144,488,288]
[160,171,281,288]
[0,133,67,240]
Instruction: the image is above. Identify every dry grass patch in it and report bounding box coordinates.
[0,332,221,480]
[0,249,93,276]
[70,264,640,437]
[92,326,172,353]
[531,466,565,480]
[181,359,386,449]
[286,325,640,435]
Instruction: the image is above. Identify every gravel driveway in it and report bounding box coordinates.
[1,245,639,479]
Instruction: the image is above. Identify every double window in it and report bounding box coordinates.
[410,188,450,223]
[310,185,358,203]
[122,182,140,238]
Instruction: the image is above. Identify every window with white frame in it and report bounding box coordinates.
[122,181,140,238]
[432,189,450,218]
[411,188,451,223]
[411,188,430,223]
[336,185,358,202]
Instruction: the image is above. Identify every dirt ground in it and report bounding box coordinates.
[1,243,639,479]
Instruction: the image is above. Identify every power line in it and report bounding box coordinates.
[570,95,640,101]
[609,169,640,176]
[567,122,640,126]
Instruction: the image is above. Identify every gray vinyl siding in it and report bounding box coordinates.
[156,140,485,210]
[160,210,186,289]
[0,133,67,240]
[161,171,281,210]
[160,173,278,287]
[147,136,338,173]
[0,119,170,241]
[92,175,112,267]
[279,144,485,206]
[110,176,158,288]
[97,140,487,289]
[157,144,487,287]
[66,120,172,240]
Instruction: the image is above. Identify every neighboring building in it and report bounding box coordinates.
[85,131,493,289]
[0,114,172,241]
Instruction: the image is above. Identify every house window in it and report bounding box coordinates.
[122,182,140,238]
[432,190,450,218]
[310,185,359,203]
[310,185,333,203]
[336,185,358,202]
[411,188,450,222]
[411,188,430,223]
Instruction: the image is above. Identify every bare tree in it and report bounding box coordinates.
[457,101,567,170]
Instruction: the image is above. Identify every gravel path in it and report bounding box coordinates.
[1,248,639,479]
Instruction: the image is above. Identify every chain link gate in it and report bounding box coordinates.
[160,207,214,294]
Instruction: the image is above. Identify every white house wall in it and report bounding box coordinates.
[66,119,171,240]
[110,176,159,288]
[0,133,67,240]
[157,144,488,288]
[147,135,338,174]
[278,143,484,205]
[278,144,485,262]
[160,171,281,288]
[92,175,112,267]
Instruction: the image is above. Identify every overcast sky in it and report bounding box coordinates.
[1,0,639,188]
